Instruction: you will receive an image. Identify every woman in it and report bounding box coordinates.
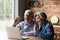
[34,11,54,40]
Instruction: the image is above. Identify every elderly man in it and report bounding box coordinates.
[16,10,35,36]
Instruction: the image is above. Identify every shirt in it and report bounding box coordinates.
[16,21,36,36]
[35,21,54,40]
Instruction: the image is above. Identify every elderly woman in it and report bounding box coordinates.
[34,11,54,40]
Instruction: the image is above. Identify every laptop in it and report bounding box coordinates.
[6,27,28,40]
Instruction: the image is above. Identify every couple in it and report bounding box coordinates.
[16,10,54,40]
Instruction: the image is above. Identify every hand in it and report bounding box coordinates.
[20,30,24,35]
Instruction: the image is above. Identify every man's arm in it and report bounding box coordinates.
[16,21,24,30]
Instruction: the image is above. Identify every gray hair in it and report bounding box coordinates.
[24,10,31,15]
[24,9,34,18]
[24,10,34,15]
[34,11,47,20]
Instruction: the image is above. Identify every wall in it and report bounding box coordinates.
[30,0,60,21]
[18,0,27,20]
[18,0,60,21]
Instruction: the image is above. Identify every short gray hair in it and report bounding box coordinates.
[24,9,34,17]
[34,11,47,20]
[24,10,32,15]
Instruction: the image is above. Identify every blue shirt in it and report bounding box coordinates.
[35,21,54,40]
[16,21,36,36]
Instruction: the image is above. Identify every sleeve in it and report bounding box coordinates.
[16,22,23,30]
[24,31,35,36]
[39,25,54,39]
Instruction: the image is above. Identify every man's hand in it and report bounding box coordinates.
[20,30,24,35]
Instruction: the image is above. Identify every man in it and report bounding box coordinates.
[16,10,35,36]
[34,11,54,40]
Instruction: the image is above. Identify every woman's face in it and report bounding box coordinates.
[35,15,41,22]
[35,15,44,25]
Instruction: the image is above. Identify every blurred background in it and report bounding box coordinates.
[0,0,60,40]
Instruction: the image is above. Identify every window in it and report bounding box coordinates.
[0,0,18,40]
[0,0,15,27]
[0,0,14,20]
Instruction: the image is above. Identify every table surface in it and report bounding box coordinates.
[1,25,60,40]
[8,36,44,40]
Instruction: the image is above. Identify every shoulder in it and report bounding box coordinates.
[18,21,25,25]
[45,21,53,28]
[45,21,54,33]
[19,21,24,24]
[16,21,25,26]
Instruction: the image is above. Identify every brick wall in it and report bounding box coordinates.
[30,0,60,21]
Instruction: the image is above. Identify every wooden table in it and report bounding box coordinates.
[8,36,44,40]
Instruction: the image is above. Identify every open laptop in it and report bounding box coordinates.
[6,27,28,40]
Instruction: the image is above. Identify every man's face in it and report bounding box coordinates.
[24,12,33,23]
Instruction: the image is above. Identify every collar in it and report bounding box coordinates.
[24,21,31,26]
